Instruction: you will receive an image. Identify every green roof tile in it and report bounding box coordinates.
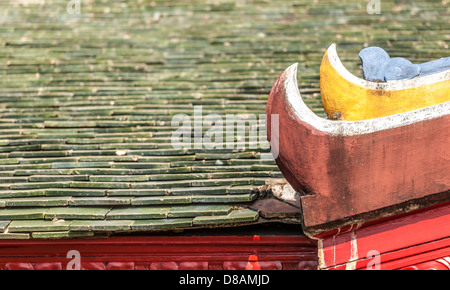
[2,197,70,207]
[69,220,134,232]
[131,196,192,206]
[31,231,95,239]
[45,188,106,197]
[8,220,72,233]
[0,221,11,232]
[0,0,444,238]
[69,197,132,206]
[0,233,30,240]
[0,208,46,220]
[70,182,131,189]
[107,189,168,197]
[89,175,149,182]
[191,194,256,203]
[45,207,111,220]
[167,205,232,218]
[193,209,259,226]
[169,186,228,196]
[0,189,46,198]
[132,219,193,231]
[106,207,170,220]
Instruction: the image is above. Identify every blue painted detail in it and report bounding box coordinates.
[420,58,450,77]
[358,47,390,82]
[359,47,449,82]
[383,58,421,81]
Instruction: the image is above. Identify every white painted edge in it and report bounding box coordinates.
[327,43,450,90]
[284,63,450,136]
[317,239,326,270]
[345,231,359,270]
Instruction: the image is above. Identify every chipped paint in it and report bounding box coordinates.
[345,231,359,270]
[317,239,325,270]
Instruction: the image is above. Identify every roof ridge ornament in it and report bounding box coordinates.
[359,46,450,82]
[320,44,450,121]
[266,62,450,237]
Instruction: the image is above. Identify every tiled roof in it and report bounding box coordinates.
[0,0,448,239]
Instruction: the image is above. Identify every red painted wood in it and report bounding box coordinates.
[327,237,450,270]
[266,64,450,235]
[319,202,450,270]
[0,235,318,270]
[400,257,450,270]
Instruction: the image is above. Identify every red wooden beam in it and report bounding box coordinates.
[0,235,318,270]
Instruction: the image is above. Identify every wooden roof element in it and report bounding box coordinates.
[267,63,449,236]
[320,44,449,121]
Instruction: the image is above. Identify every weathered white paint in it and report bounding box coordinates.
[327,43,450,90]
[317,239,326,270]
[283,63,450,136]
[345,231,359,270]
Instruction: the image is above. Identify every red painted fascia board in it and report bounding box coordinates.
[320,202,450,269]
[0,235,317,263]
[328,237,450,270]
